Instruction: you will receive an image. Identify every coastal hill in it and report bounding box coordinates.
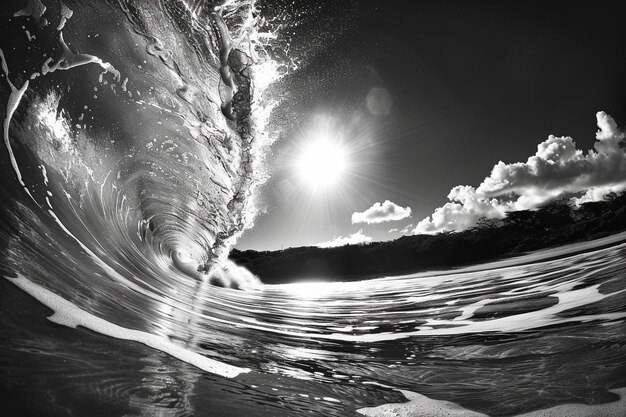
[229,192,626,284]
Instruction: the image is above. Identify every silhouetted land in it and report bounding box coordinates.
[229,192,626,284]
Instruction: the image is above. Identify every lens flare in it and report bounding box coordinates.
[296,137,347,187]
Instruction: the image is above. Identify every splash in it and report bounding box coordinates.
[0,0,283,287]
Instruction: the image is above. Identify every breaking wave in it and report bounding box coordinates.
[1,1,625,416]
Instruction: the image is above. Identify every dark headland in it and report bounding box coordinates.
[230,192,626,284]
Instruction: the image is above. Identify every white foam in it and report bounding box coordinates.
[357,388,626,417]
[5,274,250,378]
[14,0,47,21]
[0,48,31,189]
[39,164,49,185]
[345,282,626,341]
[362,381,396,389]
[358,389,488,416]
[56,1,74,31]
[323,397,341,403]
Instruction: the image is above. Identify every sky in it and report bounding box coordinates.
[236,0,626,251]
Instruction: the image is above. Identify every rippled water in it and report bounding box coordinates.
[1,1,625,416]
[2,234,625,416]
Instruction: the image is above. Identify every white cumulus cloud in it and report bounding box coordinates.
[414,111,626,235]
[352,200,412,224]
[401,223,414,234]
[317,230,373,248]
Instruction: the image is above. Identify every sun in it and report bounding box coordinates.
[296,137,347,188]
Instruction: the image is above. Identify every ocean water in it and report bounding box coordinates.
[1,233,625,416]
[1,1,625,416]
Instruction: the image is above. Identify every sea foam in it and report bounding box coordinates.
[5,274,250,378]
[357,388,626,417]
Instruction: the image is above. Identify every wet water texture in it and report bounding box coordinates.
[1,1,625,416]
[2,236,626,416]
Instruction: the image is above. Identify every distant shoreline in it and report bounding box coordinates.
[230,194,626,284]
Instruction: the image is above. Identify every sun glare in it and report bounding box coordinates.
[296,137,347,188]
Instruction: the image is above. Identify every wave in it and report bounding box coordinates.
[1,0,281,381]
[1,1,625,416]
[1,0,280,282]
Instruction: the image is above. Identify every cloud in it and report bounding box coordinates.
[413,186,510,234]
[317,230,373,248]
[352,200,412,224]
[414,112,626,235]
[401,224,414,234]
[390,224,415,234]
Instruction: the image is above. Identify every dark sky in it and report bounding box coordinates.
[237,0,626,251]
